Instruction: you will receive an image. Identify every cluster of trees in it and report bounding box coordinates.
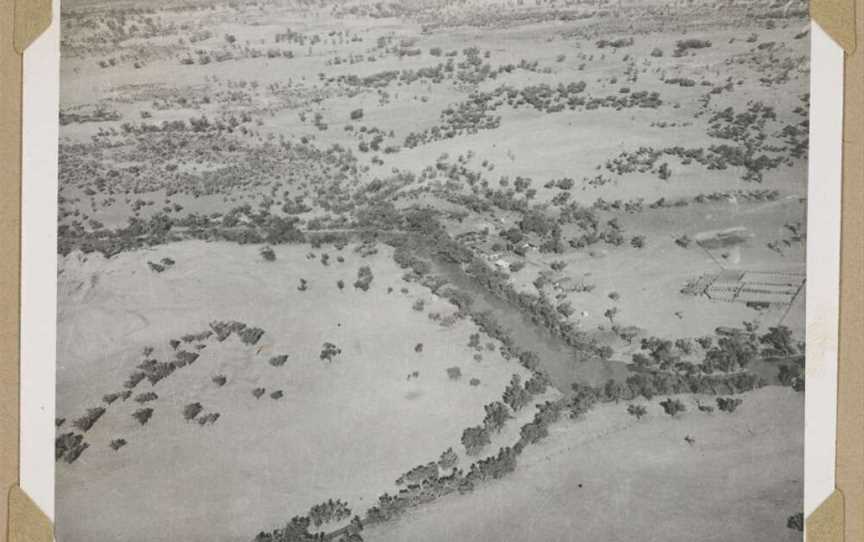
[307,499,352,528]
[59,204,309,257]
[255,514,364,542]
[364,394,566,530]
[631,324,800,378]
[207,320,265,346]
[103,390,132,404]
[56,432,88,463]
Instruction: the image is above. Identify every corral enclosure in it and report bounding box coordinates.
[56,0,808,540]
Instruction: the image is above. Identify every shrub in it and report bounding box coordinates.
[212,375,227,386]
[627,404,647,419]
[252,388,266,399]
[446,366,462,380]
[260,246,276,261]
[350,108,364,121]
[674,38,712,56]
[697,401,715,413]
[109,438,127,451]
[469,377,481,386]
[270,390,284,399]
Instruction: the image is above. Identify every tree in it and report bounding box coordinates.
[132,408,154,425]
[354,266,374,291]
[716,396,743,413]
[759,325,797,357]
[438,447,458,470]
[320,342,341,363]
[659,398,685,417]
[627,404,647,419]
[483,401,512,433]
[461,425,490,455]
[183,402,203,421]
[503,375,531,411]
[604,307,618,324]
[787,513,804,532]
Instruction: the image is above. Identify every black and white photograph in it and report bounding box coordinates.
[53,0,810,540]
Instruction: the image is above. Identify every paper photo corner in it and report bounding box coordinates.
[0,0,861,540]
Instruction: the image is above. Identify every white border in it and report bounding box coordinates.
[803,21,843,520]
[20,0,59,521]
[19,8,843,529]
